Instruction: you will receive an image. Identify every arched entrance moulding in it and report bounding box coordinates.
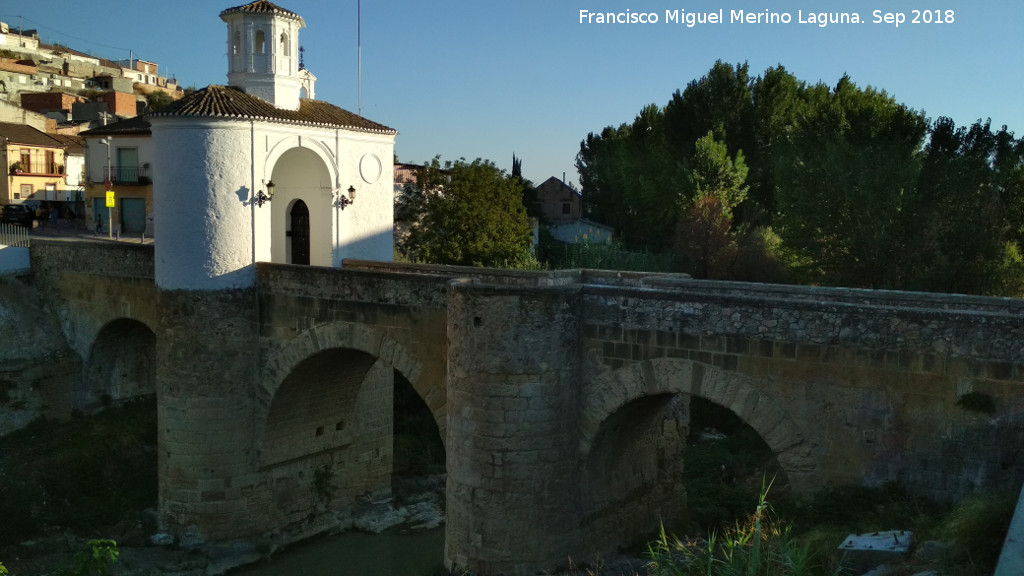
[263,133,340,191]
[579,356,817,490]
[256,321,444,446]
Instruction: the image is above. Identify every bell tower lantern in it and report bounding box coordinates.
[220,1,309,110]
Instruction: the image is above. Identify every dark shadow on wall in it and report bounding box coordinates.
[80,318,157,415]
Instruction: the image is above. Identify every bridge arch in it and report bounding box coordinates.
[580,356,816,489]
[258,320,439,441]
[255,320,441,529]
[78,317,157,414]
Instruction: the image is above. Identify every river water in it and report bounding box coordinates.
[230,527,445,576]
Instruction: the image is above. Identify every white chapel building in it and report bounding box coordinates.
[150,0,396,291]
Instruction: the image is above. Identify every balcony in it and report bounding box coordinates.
[101,165,151,186]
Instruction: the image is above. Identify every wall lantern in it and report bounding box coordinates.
[254,179,275,207]
[337,185,356,210]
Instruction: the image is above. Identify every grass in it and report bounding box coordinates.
[656,397,1016,576]
[541,239,676,272]
[0,397,158,545]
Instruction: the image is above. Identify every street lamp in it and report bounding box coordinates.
[336,185,356,210]
[254,179,274,207]
[100,137,112,239]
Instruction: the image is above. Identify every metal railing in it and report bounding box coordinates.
[101,165,152,185]
[0,222,30,247]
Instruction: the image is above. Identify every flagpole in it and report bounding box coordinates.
[358,0,362,116]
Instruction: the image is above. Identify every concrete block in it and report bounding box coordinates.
[838,530,913,572]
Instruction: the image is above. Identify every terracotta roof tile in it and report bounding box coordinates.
[220,1,305,24]
[80,116,152,137]
[0,122,66,148]
[151,85,396,135]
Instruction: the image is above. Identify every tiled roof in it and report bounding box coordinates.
[48,133,86,153]
[220,1,305,24]
[0,122,66,148]
[151,85,396,135]
[80,116,152,137]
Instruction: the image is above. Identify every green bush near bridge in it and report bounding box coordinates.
[0,398,157,545]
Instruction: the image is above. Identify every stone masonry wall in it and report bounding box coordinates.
[444,281,584,576]
[580,281,1024,502]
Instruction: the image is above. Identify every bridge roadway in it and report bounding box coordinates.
[27,239,1024,575]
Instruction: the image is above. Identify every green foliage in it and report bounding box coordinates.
[688,132,749,214]
[0,562,8,575]
[773,76,928,288]
[647,479,846,576]
[56,540,119,576]
[313,464,336,503]
[578,61,1024,295]
[683,399,783,532]
[143,90,175,112]
[956,392,996,414]
[398,157,534,267]
[0,398,157,544]
[541,237,674,272]
[934,490,1016,575]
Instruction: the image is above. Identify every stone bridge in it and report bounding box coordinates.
[21,239,1024,575]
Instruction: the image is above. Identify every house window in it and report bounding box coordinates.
[46,150,55,174]
[20,184,31,198]
[20,151,30,173]
[255,30,266,54]
[280,32,289,56]
[562,202,571,215]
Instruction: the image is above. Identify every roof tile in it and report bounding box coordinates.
[151,85,396,135]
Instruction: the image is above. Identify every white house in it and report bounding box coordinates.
[80,116,155,235]
[149,0,397,291]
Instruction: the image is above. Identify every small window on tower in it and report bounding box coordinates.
[255,30,266,54]
[233,30,240,55]
[280,32,289,56]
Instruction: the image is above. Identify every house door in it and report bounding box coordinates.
[116,148,138,183]
[288,200,310,265]
[93,197,106,231]
[120,198,146,234]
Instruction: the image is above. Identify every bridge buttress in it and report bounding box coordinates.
[157,288,261,541]
[444,281,584,575]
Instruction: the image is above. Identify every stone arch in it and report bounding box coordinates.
[258,320,438,440]
[254,29,266,54]
[267,145,335,266]
[264,134,338,182]
[580,356,815,488]
[79,318,157,414]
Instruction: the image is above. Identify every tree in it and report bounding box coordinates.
[399,157,534,267]
[143,90,175,112]
[674,132,750,278]
[773,76,928,288]
[512,153,542,219]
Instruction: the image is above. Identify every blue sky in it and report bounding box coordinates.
[4,1,1022,186]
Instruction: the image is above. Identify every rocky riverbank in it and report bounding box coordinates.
[2,475,447,576]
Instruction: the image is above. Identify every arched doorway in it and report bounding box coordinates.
[269,147,333,266]
[288,200,310,265]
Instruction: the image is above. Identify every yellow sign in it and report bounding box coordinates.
[105,191,115,208]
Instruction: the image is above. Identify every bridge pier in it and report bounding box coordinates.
[445,281,585,575]
[157,289,260,541]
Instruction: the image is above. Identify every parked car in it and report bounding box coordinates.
[1,204,35,227]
